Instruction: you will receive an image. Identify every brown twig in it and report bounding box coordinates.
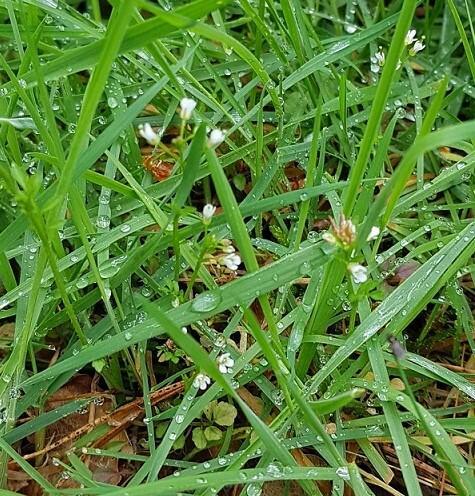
[8,382,184,465]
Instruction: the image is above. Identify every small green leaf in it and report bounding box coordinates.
[214,401,237,427]
[0,117,37,130]
[232,173,246,191]
[92,359,105,373]
[192,427,207,449]
[203,400,216,422]
[155,422,168,439]
[173,434,185,450]
[204,426,222,441]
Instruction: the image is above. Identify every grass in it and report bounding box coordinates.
[0,0,474,494]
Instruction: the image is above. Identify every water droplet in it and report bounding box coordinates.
[96,215,110,229]
[76,277,88,289]
[191,291,222,313]
[99,193,110,205]
[107,96,118,109]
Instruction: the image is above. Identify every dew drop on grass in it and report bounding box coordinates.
[96,215,110,229]
[76,277,88,289]
[191,291,222,313]
[99,262,120,279]
[99,193,110,205]
[120,224,131,233]
[266,462,282,477]
[307,231,318,242]
[141,286,153,297]
[246,486,262,496]
[336,466,350,480]
[107,96,118,109]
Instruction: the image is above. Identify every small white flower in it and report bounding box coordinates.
[322,232,336,244]
[370,63,380,74]
[180,97,197,120]
[367,226,380,241]
[221,244,236,254]
[202,204,216,221]
[370,48,385,73]
[193,373,211,390]
[220,253,241,271]
[138,123,159,145]
[216,353,234,373]
[220,239,236,253]
[207,129,225,147]
[409,39,425,55]
[405,29,417,46]
[348,263,368,284]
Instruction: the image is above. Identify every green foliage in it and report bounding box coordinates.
[0,0,474,494]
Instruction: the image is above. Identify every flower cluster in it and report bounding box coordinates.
[323,216,379,248]
[322,215,357,247]
[193,353,235,391]
[322,216,380,285]
[137,96,224,152]
[217,239,241,271]
[370,30,424,75]
[405,29,425,56]
[370,47,385,74]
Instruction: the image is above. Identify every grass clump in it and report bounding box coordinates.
[0,0,474,494]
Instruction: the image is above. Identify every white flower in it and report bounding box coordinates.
[370,48,385,73]
[322,232,336,244]
[216,353,234,373]
[348,263,368,284]
[138,123,159,145]
[207,128,225,147]
[366,226,380,241]
[202,204,216,221]
[405,29,417,46]
[180,97,197,120]
[221,244,235,254]
[193,373,211,390]
[220,253,241,271]
[409,39,425,55]
[370,63,380,74]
